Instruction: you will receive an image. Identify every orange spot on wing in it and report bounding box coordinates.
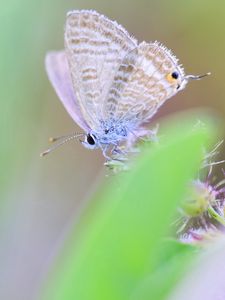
[166,73,177,83]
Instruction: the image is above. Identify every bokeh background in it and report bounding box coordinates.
[1,0,225,299]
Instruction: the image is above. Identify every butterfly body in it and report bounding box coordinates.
[82,118,130,153]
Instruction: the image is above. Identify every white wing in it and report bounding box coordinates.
[45,51,90,132]
[104,41,186,127]
[65,10,137,130]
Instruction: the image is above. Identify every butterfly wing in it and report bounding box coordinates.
[65,10,137,131]
[45,51,90,132]
[104,41,186,127]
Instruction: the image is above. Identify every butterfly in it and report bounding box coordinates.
[41,10,209,160]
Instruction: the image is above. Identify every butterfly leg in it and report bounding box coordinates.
[126,125,159,150]
[100,144,112,161]
[111,146,126,156]
[110,144,129,162]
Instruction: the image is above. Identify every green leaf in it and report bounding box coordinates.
[40,114,214,300]
[131,239,198,300]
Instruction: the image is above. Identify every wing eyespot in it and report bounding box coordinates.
[166,71,179,83]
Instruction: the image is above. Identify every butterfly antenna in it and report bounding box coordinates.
[40,133,84,157]
[185,72,211,81]
[48,133,83,142]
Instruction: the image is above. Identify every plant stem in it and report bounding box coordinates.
[208,206,225,226]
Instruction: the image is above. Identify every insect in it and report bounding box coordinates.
[41,10,210,160]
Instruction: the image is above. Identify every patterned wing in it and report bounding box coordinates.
[45,51,90,132]
[104,41,186,126]
[65,10,137,130]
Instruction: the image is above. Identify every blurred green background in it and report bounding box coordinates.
[0,0,224,299]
